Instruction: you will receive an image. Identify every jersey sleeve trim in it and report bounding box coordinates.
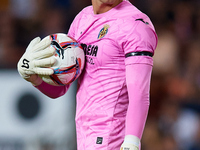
[125,51,153,58]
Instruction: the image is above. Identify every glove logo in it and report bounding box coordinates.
[21,59,30,69]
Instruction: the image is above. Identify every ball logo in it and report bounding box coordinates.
[50,34,79,60]
[51,40,66,59]
[98,24,110,39]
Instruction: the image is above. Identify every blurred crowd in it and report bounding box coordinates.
[0,0,92,68]
[0,0,200,150]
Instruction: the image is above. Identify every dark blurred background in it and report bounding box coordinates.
[0,0,200,150]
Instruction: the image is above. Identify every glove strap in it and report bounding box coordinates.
[124,135,140,147]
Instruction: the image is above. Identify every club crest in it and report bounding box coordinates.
[98,24,110,39]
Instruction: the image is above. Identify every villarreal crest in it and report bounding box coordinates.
[98,24,110,39]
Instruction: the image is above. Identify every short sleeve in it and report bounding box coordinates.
[119,17,157,65]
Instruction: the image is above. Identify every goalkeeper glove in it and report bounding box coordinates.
[120,135,140,150]
[17,36,56,85]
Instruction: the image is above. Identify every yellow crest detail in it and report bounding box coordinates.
[98,24,110,39]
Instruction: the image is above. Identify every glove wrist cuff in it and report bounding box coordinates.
[124,135,140,147]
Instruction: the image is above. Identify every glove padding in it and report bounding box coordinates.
[120,135,140,150]
[17,37,56,80]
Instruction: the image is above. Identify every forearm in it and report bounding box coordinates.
[125,91,150,139]
[125,63,152,139]
[35,81,70,99]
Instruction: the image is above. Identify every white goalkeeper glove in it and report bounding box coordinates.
[120,135,140,150]
[17,36,56,85]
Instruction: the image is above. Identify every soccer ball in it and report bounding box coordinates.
[39,33,85,86]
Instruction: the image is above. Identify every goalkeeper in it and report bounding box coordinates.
[17,0,157,149]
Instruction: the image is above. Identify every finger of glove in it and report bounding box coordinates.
[26,37,41,52]
[32,37,51,52]
[24,70,35,75]
[32,46,55,59]
[18,67,31,79]
[34,68,54,75]
[33,57,56,68]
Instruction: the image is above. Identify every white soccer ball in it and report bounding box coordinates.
[39,33,85,86]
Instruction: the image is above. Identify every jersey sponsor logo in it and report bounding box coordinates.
[86,57,94,65]
[81,44,99,65]
[81,44,98,57]
[98,24,110,39]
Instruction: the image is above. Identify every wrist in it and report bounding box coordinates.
[31,77,43,86]
[25,75,43,86]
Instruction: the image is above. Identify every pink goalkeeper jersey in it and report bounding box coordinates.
[36,1,157,149]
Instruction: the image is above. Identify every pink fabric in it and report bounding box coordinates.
[36,1,157,149]
[125,57,152,138]
[36,81,69,99]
